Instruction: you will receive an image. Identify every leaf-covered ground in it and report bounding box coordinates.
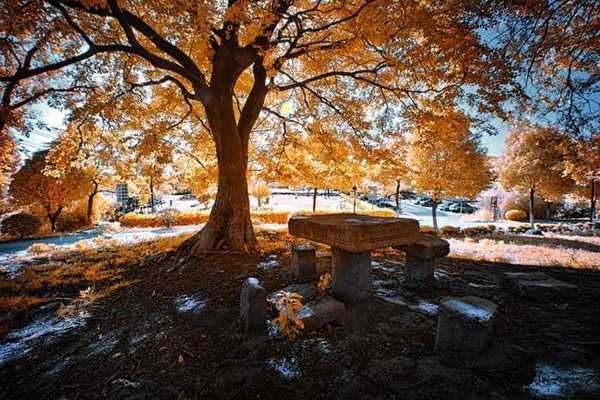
[1,231,599,399]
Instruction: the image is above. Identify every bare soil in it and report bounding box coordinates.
[1,231,600,399]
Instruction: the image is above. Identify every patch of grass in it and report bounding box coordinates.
[0,295,46,312]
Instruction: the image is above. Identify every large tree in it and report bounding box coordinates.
[1,0,517,253]
[491,0,600,136]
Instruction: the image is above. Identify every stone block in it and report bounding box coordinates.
[436,296,497,354]
[501,272,577,300]
[288,213,419,252]
[291,244,317,281]
[240,277,266,335]
[405,254,434,282]
[394,234,450,259]
[296,296,346,332]
[268,283,320,305]
[331,247,371,303]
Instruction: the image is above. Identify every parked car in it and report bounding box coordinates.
[448,202,475,214]
[377,199,396,209]
[415,196,431,205]
[439,200,457,211]
[418,198,434,208]
[400,190,416,199]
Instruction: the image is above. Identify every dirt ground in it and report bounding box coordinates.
[1,231,600,399]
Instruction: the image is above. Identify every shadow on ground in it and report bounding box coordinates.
[1,231,599,399]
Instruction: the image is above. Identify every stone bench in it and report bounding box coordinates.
[394,234,450,284]
[436,296,497,355]
[291,244,317,282]
[501,272,578,300]
[288,213,419,303]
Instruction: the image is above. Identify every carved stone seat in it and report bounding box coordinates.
[394,234,450,284]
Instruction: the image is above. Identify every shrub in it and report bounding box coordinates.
[119,209,397,228]
[158,208,180,228]
[505,209,527,221]
[440,225,461,236]
[420,225,437,234]
[253,211,290,224]
[0,213,42,239]
[57,212,88,232]
[271,291,304,340]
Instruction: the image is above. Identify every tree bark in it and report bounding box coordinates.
[529,188,535,228]
[181,93,258,254]
[86,182,99,225]
[591,180,596,222]
[395,179,401,213]
[150,175,155,214]
[545,200,551,221]
[48,206,63,232]
[179,43,269,254]
[312,187,317,212]
[432,200,439,232]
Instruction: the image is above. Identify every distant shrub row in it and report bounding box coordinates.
[119,209,395,228]
[505,209,528,221]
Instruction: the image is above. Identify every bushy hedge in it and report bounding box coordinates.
[505,209,528,221]
[120,209,396,228]
[1,213,42,239]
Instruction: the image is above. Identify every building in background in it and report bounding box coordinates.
[116,183,128,206]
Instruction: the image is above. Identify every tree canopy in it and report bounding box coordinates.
[1,0,596,252]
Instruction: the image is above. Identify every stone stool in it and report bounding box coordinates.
[240,277,266,335]
[394,234,449,284]
[291,243,317,282]
[435,296,497,354]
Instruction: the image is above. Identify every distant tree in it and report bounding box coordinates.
[562,134,600,222]
[9,150,92,231]
[46,123,127,224]
[258,125,367,212]
[0,134,18,211]
[0,213,41,239]
[499,123,574,227]
[369,135,409,212]
[408,111,492,231]
[250,183,272,208]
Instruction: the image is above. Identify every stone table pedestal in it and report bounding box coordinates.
[289,213,419,303]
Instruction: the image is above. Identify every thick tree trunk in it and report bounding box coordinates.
[181,97,258,254]
[432,201,439,232]
[86,182,98,225]
[591,180,596,222]
[179,43,269,255]
[48,206,63,232]
[545,200,551,221]
[313,187,317,212]
[529,188,535,228]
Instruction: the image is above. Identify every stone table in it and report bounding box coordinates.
[288,213,419,302]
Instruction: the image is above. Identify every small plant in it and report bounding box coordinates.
[158,208,180,228]
[0,213,41,239]
[271,291,304,340]
[505,209,527,221]
[318,272,332,292]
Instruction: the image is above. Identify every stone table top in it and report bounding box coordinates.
[288,213,419,252]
